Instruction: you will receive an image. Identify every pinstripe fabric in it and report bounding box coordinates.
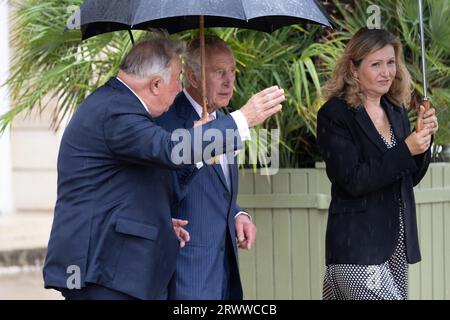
[155,92,244,300]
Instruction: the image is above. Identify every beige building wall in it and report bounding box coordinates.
[0,0,13,216]
[1,2,61,217]
[0,2,61,257]
[11,109,61,214]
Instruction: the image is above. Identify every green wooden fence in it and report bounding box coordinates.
[237,163,450,300]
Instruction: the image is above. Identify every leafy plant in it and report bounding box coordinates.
[1,0,327,168]
[2,0,448,168]
[214,26,325,167]
[2,0,134,131]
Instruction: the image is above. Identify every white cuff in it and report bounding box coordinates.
[235,211,252,221]
[195,162,204,169]
[231,110,251,142]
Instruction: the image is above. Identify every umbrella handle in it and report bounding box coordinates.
[415,99,430,132]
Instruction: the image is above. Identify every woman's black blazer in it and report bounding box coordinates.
[317,96,431,265]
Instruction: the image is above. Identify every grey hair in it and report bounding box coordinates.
[184,36,233,86]
[120,36,185,82]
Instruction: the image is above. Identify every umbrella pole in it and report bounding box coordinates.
[200,16,208,119]
[416,0,430,132]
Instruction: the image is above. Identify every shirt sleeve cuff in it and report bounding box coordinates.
[235,211,252,221]
[230,110,251,142]
[195,162,204,169]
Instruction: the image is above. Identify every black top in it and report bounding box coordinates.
[316,96,431,265]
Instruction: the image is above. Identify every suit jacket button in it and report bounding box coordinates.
[220,245,225,251]
[223,192,230,198]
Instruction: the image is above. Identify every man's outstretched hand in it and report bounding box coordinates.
[239,86,285,127]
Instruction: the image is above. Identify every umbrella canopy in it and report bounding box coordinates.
[79,0,334,39]
[78,0,334,117]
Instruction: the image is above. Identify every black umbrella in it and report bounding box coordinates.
[78,0,334,117]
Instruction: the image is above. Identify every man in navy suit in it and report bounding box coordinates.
[43,37,285,300]
[156,36,256,300]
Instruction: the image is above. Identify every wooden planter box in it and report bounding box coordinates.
[237,163,450,300]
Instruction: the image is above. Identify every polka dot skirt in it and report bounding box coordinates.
[323,126,409,300]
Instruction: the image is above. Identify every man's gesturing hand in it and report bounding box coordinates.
[239,86,285,127]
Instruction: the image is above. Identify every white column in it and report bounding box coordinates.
[0,1,13,216]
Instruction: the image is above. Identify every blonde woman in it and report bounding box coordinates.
[317,28,439,300]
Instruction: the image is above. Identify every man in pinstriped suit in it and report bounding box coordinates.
[156,36,256,300]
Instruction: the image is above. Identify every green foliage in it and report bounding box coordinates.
[214,26,325,167]
[2,0,135,130]
[1,0,327,168]
[1,0,449,168]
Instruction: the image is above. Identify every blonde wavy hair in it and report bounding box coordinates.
[323,28,412,108]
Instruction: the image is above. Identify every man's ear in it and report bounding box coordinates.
[186,68,199,89]
[149,76,163,95]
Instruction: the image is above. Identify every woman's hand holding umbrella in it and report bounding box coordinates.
[420,106,439,135]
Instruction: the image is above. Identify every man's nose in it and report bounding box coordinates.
[223,73,234,86]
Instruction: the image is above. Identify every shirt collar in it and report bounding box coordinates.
[183,88,217,119]
[115,76,150,115]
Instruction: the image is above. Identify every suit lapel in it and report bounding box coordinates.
[178,92,230,191]
[354,106,387,152]
[174,92,200,129]
[228,155,238,194]
[213,163,230,191]
[353,96,406,152]
[184,110,198,129]
[211,112,231,191]
[381,96,405,141]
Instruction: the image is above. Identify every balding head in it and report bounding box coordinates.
[120,37,185,82]
[117,37,184,117]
